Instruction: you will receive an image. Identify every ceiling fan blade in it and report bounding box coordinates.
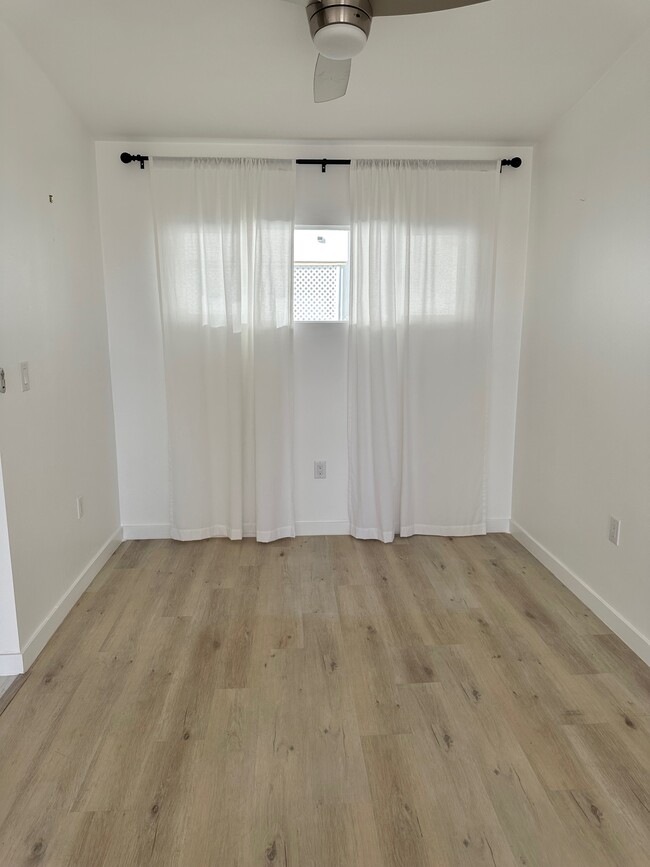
[372,0,489,16]
[314,54,351,103]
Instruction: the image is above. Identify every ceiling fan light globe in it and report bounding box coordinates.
[313,23,368,60]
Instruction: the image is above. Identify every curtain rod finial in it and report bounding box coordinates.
[501,157,523,170]
[120,152,148,169]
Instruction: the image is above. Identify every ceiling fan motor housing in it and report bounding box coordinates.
[307,1,373,59]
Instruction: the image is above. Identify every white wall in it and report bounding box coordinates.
[0,21,120,672]
[294,166,351,533]
[512,31,650,664]
[0,455,21,670]
[95,140,532,538]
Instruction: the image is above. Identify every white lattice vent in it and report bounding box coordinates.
[294,265,342,322]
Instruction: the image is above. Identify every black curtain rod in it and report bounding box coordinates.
[297,158,523,173]
[120,152,522,173]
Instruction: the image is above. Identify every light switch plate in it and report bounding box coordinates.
[608,516,621,546]
[20,361,30,392]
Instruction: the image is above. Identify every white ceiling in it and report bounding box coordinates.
[1,0,649,143]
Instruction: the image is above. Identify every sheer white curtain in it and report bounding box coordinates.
[150,157,296,542]
[348,160,500,542]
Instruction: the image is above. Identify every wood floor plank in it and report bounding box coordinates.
[295,802,386,867]
[301,614,372,806]
[429,645,607,866]
[337,585,413,735]
[562,722,650,841]
[361,733,440,867]
[181,687,259,866]
[396,682,521,867]
[0,534,648,866]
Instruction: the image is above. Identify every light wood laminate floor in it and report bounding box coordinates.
[0,534,648,866]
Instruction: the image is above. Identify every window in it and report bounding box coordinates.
[293,228,350,322]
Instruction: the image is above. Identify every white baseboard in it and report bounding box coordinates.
[15,528,124,674]
[122,524,171,540]
[124,521,357,538]
[511,521,650,667]
[296,519,512,537]
[123,519,512,540]
[124,521,355,539]
[293,519,511,537]
[0,654,24,676]
[486,518,511,533]
[295,520,351,536]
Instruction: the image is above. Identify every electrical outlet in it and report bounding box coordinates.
[76,496,84,520]
[314,461,327,480]
[608,516,621,546]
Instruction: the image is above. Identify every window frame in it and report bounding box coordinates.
[293,225,351,324]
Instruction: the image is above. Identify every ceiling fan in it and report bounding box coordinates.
[281,0,490,103]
